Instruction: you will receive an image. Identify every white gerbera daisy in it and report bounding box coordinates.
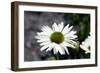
[80,35,91,54]
[35,22,77,55]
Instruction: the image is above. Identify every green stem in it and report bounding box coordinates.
[56,54,59,60]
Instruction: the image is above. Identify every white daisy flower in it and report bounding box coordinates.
[80,35,91,54]
[35,22,77,55]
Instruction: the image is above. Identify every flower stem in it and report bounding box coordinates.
[56,54,59,60]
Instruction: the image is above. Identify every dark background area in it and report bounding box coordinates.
[24,11,90,61]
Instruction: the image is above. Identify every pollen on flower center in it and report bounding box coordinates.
[50,32,64,44]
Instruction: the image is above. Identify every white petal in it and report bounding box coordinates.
[64,35,77,40]
[40,41,50,46]
[45,43,54,52]
[40,44,50,51]
[62,24,70,34]
[63,41,75,48]
[35,35,49,40]
[52,23,59,31]
[46,47,52,52]
[54,43,65,55]
[41,26,53,34]
[58,22,64,32]
[80,45,86,50]
[80,35,91,54]
[52,43,58,54]
[65,39,77,45]
[67,26,73,32]
[53,47,58,54]
[63,46,69,55]
[62,24,73,35]
[36,32,50,36]
[85,50,90,54]
[65,31,76,37]
[80,45,90,53]
[40,43,53,51]
[60,43,69,55]
[37,38,50,43]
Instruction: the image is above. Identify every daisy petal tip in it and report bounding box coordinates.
[67,24,70,26]
[53,22,57,26]
[40,49,43,51]
[66,52,69,55]
[61,22,64,24]
[61,52,65,55]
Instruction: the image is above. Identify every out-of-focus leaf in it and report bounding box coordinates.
[47,56,56,60]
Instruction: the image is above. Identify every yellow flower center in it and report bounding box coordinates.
[50,32,64,44]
